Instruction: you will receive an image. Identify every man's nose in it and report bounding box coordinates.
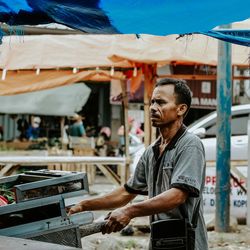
[150,102,158,111]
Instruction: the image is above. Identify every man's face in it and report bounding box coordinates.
[150,85,179,128]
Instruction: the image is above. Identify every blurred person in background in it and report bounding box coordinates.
[96,127,111,156]
[26,116,41,141]
[0,125,3,141]
[17,117,29,141]
[68,114,86,137]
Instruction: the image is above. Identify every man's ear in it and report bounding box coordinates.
[177,104,188,116]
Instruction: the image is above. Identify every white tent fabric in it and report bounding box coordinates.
[0,35,132,70]
[0,83,91,116]
[0,34,249,70]
[109,34,250,66]
[0,19,250,70]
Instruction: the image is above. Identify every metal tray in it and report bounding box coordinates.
[0,170,89,202]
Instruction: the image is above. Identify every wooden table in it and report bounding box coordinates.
[0,156,128,186]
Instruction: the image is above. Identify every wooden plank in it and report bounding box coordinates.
[231,165,247,182]
[0,156,126,185]
[95,163,120,186]
[143,81,151,147]
[0,164,14,177]
[86,164,96,185]
[120,79,130,184]
[143,64,157,146]
[158,74,217,80]
[0,156,125,165]
[0,150,48,156]
[206,160,248,167]
[72,148,97,184]
[206,160,247,185]
[158,74,249,81]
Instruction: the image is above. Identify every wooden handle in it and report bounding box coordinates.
[79,221,106,237]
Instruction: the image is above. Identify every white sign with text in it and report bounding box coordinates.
[203,166,247,219]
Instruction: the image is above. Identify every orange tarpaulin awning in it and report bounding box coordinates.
[0,69,125,95]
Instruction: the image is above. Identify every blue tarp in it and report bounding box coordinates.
[200,30,250,47]
[0,0,250,45]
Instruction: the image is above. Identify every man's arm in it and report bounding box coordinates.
[102,187,188,234]
[126,187,188,217]
[68,186,137,215]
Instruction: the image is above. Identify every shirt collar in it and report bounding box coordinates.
[153,124,187,152]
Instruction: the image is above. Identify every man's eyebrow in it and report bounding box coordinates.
[151,98,166,104]
[152,97,162,100]
[154,97,165,101]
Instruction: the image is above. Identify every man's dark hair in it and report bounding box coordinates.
[156,78,192,115]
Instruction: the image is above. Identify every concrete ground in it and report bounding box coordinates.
[79,175,250,250]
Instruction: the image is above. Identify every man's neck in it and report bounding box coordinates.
[159,121,183,144]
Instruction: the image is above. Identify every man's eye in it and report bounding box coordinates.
[157,101,166,105]
[150,99,167,106]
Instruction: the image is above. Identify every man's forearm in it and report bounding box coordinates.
[78,186,137,211]
[125,188,188,218]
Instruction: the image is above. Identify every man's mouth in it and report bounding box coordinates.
[150,113,159,119]
[150,116,159,122]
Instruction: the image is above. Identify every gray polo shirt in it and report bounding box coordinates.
[125,126,208,250]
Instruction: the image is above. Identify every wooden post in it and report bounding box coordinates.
[60,117,66,150]
[143,64,157,146]
[143,81,151,147]
[120,79,130,184]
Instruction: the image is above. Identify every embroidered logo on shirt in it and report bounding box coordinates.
[177,175,197,186]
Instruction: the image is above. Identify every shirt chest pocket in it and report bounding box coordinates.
[161,161,174,190]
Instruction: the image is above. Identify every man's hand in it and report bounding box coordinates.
[67,204,83,215]
[101,207,132,234]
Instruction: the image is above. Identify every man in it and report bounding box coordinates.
[68,114,86,137]
[69,78,208,250]
[26,116,41,141]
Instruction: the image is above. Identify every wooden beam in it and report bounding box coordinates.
[95,164,121,186]
[120,79,130,184]
[158,74,216,80]
[158,74,249,81]
[0,156,125,165]
[206,160,248,167]
[0,156,126,183]
[0,164,15,176]
[143,83,151,147]
[143,64,157,146]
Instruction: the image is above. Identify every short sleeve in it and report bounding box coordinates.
[125,154,148,195]
[170,143,205,197]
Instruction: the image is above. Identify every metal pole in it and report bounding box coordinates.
[215,25,232,232]
[247,115,250,227]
